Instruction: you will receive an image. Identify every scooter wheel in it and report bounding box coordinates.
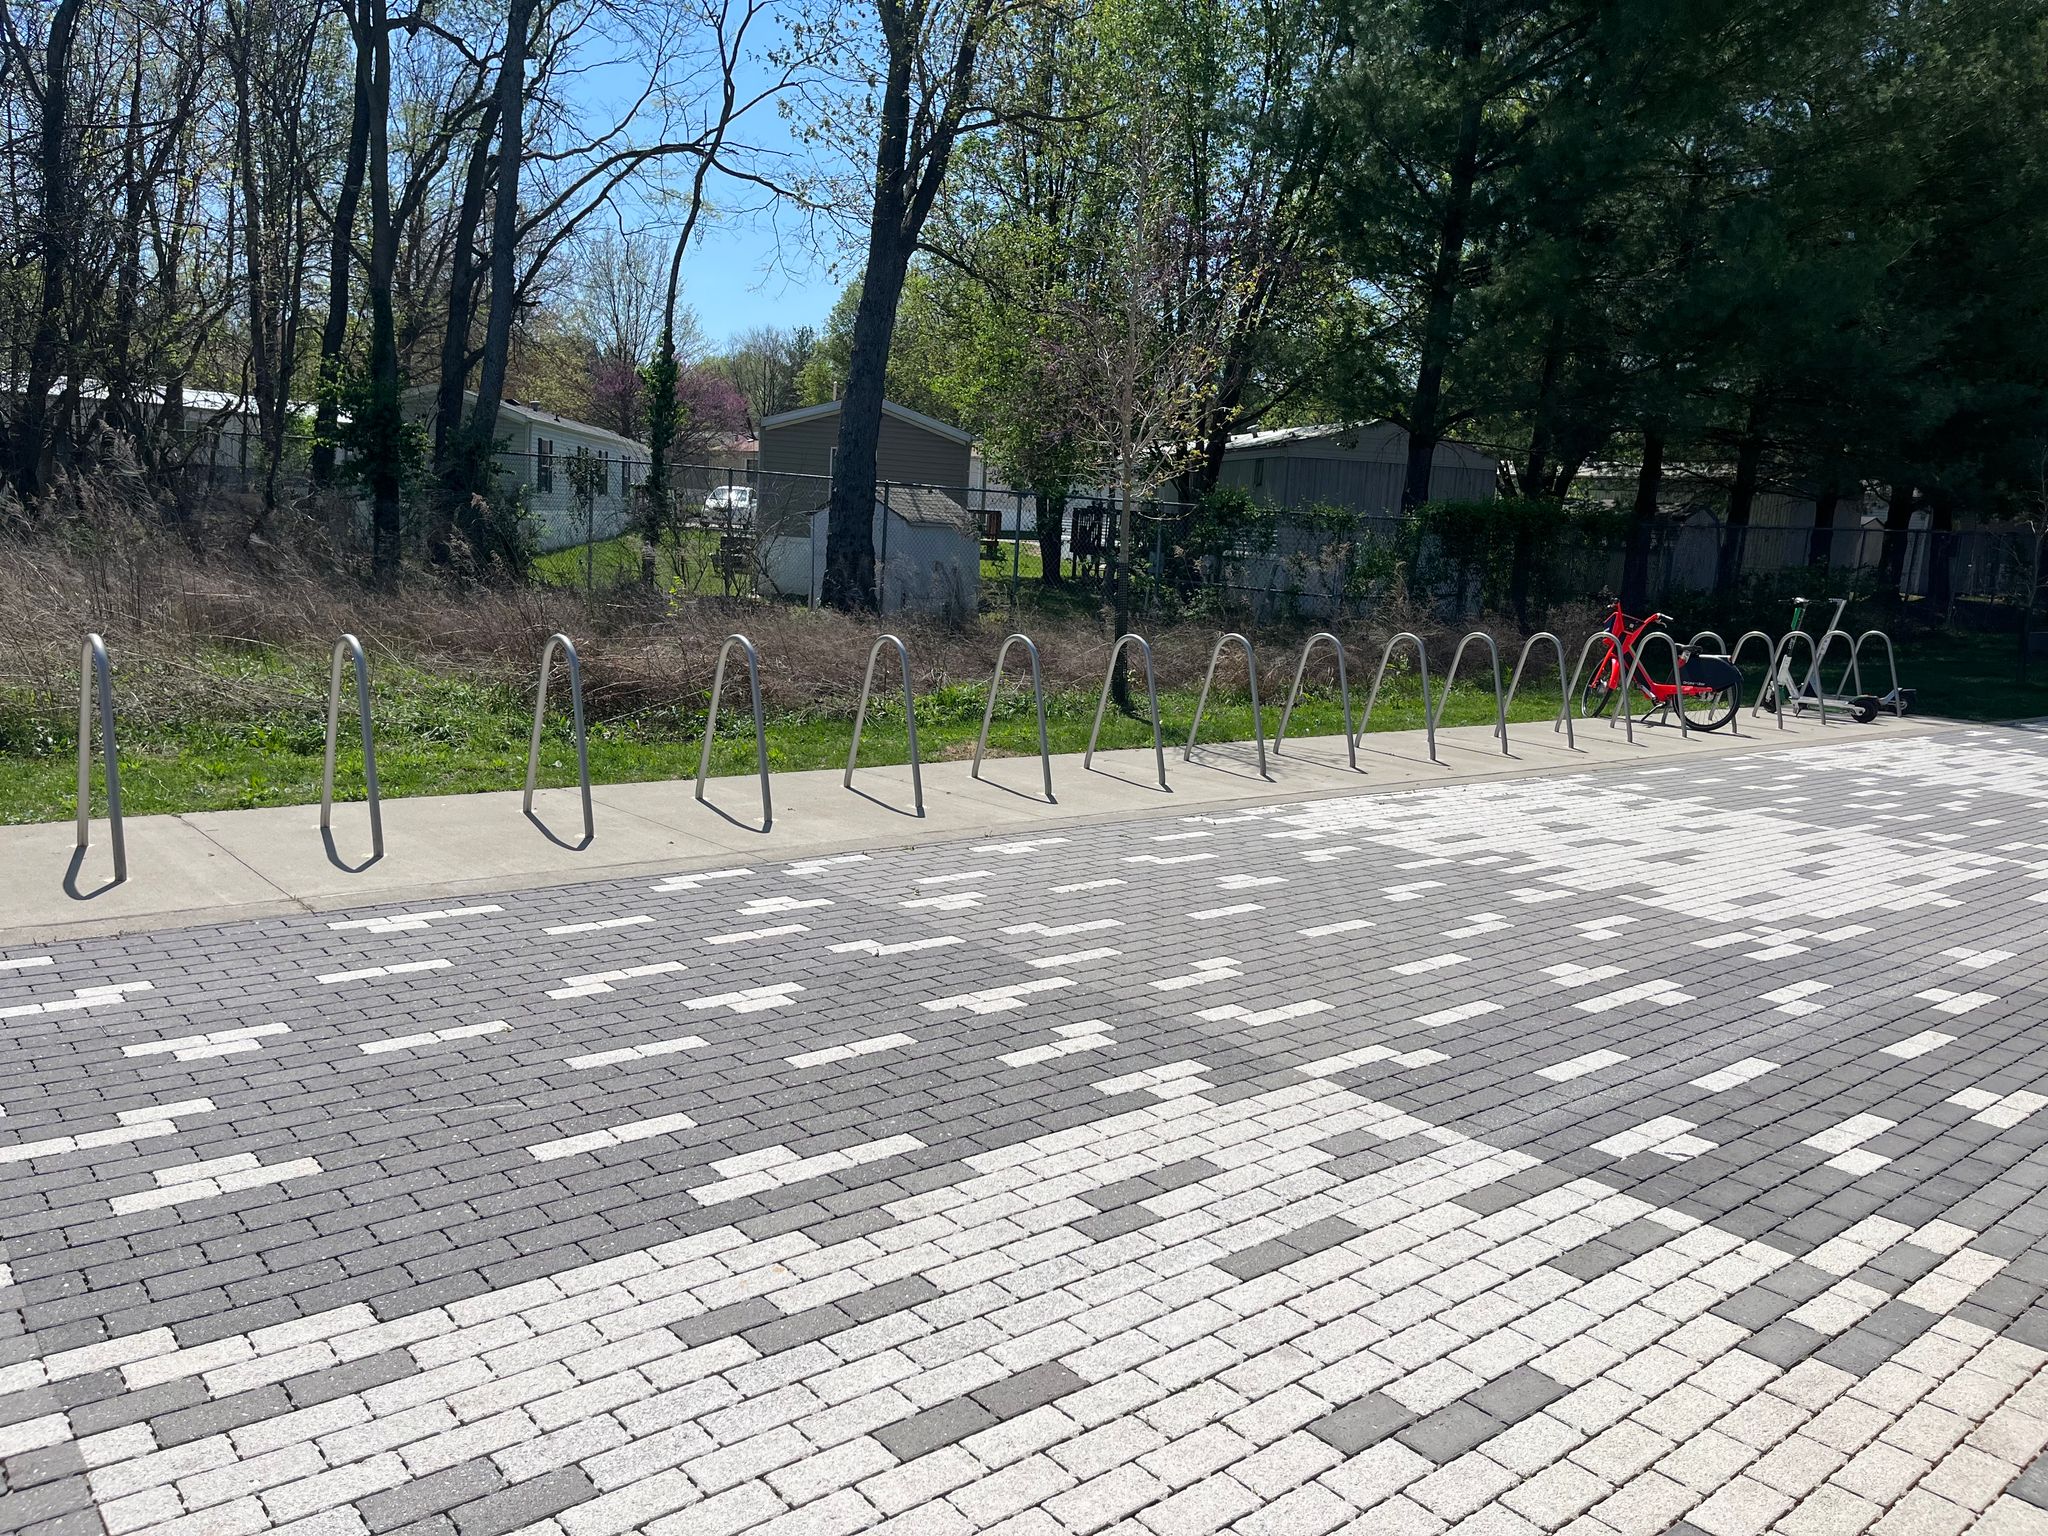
[1852,696,1880,724]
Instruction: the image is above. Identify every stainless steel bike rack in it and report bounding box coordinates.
[1430,631,1508,756]
[525,633,593,842]
[1085,634,1167,790]
[1618,630,1691,738]
[847,634,924,816]
[972,634,1054,803]
[1564,631,1631,743]
[1688,630,1728,654]
[1186,632,1267,778]
[1356,632,1437,763]
[697,633,772,832]
[1758,630,1828,726]
[322,633,384,860]
[76,633,126,883]
[1499,631,1570,750]
[1274,632,1356,770]
[1848,629,1904,715]
[1726,630,1779,733]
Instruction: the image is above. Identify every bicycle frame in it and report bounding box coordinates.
[1587,605,1721,710]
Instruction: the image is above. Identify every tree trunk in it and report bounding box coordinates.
[1926,489,1955,616]
[228,1,279,510]
[12,0,86,497]
[313,0,374,486]
[429,102,500,562]
[1403,18,1483,512]
[1519,311,1565,497]
[465,0,537,505]
[822,237,913,609]
[1621,424,1665,614]
[1716,401,1764,595]
[364,0,403,584]
[1035,489,1064,585]
[1880,482,1914,598]
[1807,464,1840,571]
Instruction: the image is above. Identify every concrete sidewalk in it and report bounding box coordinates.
[0,708,1939,943]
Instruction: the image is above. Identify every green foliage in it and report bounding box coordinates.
[314,355,427,496]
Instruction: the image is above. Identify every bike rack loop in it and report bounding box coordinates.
[1355,632,1437,763]
[321,633,385,860]
[972,633,1055,803]
[846,634,924,816]
[1618,629,1691,739]
[1725,630,1779,734]
[1430,631,1509,756]
[1756,629,1828,727]
[1807,625,1856,702]
[1564,631,1631,745]
[1185,632,1268,778]
[1848,629,1905,715]
[1499,631,1571,751]
[1688,630,1729,655]
[524,633,593,843]
[1273,632,1357,771]
[1084,634,1167,790]
[76,633,127,884]
[696,633,773,832]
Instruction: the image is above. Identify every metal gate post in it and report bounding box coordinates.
[1500,632,1569,750]
[1431,632,1509,756]
[1085,634,1167,789]
[1274,632,1356,770]
[847,635,924,815]
[973,634,1055,802]
[1356,633,1437,763]
[696,634,772,832]
[322,634,384,859]
[525,633,593,842]
[1186,633,1267,778]
[76,634,126,883]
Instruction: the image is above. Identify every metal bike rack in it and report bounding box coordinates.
[1688,630,1728,654]
[322,633,384,860]
[1185,632,1267,778]
[1084,634,1167,790]
[1809,625,1856,703]
[76,634,126,884]
[1564,631,1632,743]
[1617,629,1691,739]
[1273,632,1356,770]
[846,634,924,816]
[972,634,1054,802]
[1499,631,1570,751]
[1430,631,1509,756]
[524,633,593,843]
[1726,630,1779,733]
[696,633,772,832]
[1356,632,1437,763]
[1848,629,1905,716]
[1757,629,1828,726]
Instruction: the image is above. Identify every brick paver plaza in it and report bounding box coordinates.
[5,727,2048,1536]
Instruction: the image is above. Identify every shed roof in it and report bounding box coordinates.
[762,398,975,446]
[806,485,976,533]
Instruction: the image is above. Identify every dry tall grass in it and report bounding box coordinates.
[0,507,1586,731]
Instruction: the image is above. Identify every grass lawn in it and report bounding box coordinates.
[2,625,2026,825]
[0,650,1539,824]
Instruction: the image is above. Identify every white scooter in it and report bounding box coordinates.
[1758,597,1915,723]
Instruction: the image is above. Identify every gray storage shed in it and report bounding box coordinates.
[758,485,980,617]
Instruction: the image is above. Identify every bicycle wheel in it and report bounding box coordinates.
[1678,682,1739,731]
[1580,670,1618,718]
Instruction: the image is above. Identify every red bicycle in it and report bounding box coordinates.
[1580,603,1743,731]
